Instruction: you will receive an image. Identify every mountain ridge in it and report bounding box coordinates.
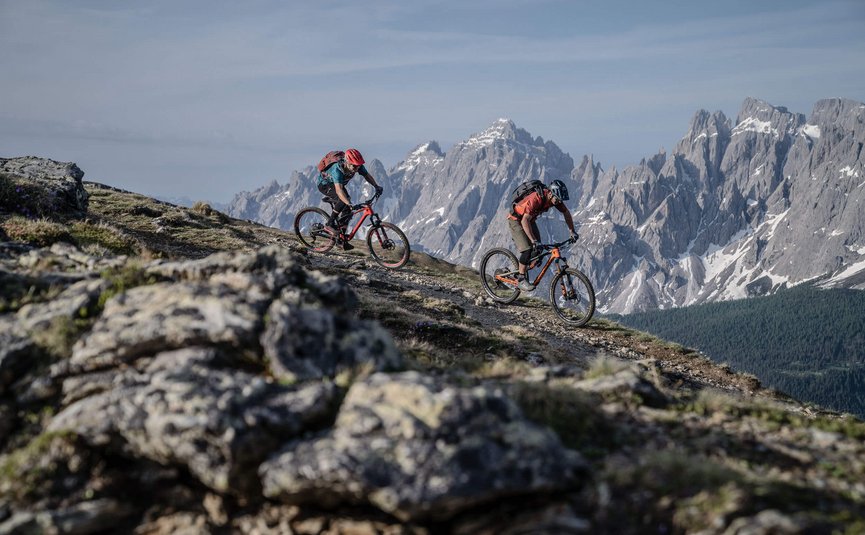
[227,97,865,314]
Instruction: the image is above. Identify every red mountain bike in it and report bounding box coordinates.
[479,238,595,326]
[293,192,411,269]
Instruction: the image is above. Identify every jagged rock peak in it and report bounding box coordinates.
[461,118,535,147]
[685,109,730,142]
[259,179,282,197]
[420,141,444,156]
[809,97,865,128]
[739,96,783,118]
[395,142,445,172]
[733,97,805,138]
[575,154,603,176]
[642,149,667,175]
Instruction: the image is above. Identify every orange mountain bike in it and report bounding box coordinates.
[293,192,411,269]
[479,238,595,326]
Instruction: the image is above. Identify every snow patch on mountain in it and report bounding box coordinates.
[397,142,444,172]
[839,166,859,178]
[801,124,821,138]
[460,118,515,148]
[732,117,779,138]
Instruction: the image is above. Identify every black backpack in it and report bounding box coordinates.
[510,180,546,208]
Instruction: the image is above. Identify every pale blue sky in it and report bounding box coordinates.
[1,0,863,202]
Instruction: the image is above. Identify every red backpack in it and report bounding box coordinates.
[317,151,344,173]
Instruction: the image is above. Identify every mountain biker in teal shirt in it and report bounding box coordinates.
[317,148,383,250]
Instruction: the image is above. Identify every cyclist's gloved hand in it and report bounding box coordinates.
[531,242,544,256]
[569,232,579,244]
[374,185,384,196]
[351,203,363,211]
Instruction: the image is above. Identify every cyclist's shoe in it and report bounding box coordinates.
[517,275,535,291]
[341,240,355,251]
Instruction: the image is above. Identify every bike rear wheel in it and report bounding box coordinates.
[479,248,521,304]
[367,222,411,269]
[294,207,336,252]
[549,268,595,327]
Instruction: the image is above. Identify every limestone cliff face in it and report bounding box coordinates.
[571,97,865,312]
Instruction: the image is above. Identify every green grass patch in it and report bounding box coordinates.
[1,216,71,246]
[681,391,865,440]
[96,263,161,310]
[511,381,618,457]
[30,315,93,360]
[583,355,632,380]
[0,270,57,314]
[69,220,139,256]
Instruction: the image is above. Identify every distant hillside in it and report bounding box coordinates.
[614,285,865,418]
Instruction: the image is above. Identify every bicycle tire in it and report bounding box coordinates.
[549,268,595,327]
[479,248,521,304]
[294,207,336,253]
[366,222,411,269]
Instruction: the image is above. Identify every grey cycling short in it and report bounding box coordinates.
[508,217,538,253]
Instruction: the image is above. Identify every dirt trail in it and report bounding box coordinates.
[304,249,776,400]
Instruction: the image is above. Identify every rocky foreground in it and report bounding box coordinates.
[2,158,865,534]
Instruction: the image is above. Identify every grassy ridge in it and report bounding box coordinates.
[615,285,865,417]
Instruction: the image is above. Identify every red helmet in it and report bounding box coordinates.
[345,148,365,166]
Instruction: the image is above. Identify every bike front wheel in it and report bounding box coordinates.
[479,248,521,304]
[294,207,336,253]
[366,222,410,269]
[549,268,595,327]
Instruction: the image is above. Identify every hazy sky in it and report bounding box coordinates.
[2,0,864,203]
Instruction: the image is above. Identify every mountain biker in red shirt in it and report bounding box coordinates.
[507,180,578,291]
[317,148,383,250]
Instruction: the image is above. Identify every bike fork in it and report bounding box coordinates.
[557,264,577,299]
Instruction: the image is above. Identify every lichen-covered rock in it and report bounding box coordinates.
[0,321,35,395]
[146,245,300,289]
[50,347,339,495]
[261,286,402,383]
[0,499,134,535]
[16,278,108,333]
[572,367,668,407]
[0,156,89,216]
[452,502,590,535]
[68,281,272,372]
[261,371,586,521]
[16,242,124,274]
[721,509,804,534]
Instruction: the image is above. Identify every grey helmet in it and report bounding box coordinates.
[548,179,569,201]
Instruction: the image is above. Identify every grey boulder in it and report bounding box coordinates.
[261,371,586,521]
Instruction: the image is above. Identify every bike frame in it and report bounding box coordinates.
[326,194,395,250]
[494,241,570,288]
[341,204,375,241]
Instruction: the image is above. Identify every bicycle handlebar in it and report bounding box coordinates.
[354,191,382,210]
[539,236,578,250]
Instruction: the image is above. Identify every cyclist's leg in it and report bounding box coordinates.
[508,218,532,276]
[318,184,338,228]
[318,184,348,232]
[335,205,352,232]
